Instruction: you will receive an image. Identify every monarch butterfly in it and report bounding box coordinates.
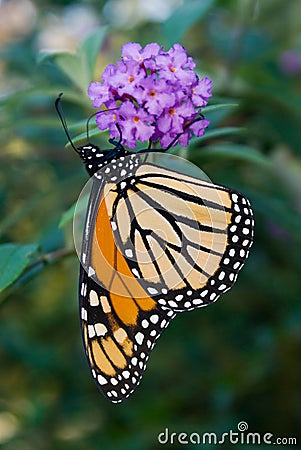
[56,94,254,403]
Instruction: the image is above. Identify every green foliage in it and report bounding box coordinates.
[0,243,38,293]
[190,143,271,166]
[1,0,301,448]
[39,28,108,92]
[163,0,216,44]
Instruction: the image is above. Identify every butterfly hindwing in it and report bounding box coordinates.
[79,267,175,403]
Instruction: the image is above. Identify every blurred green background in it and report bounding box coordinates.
[0,0,300,448]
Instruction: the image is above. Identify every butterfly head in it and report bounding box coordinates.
[76,139,131,177]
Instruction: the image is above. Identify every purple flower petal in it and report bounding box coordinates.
[178,131,190,146]
[142,43,161,59]
[190,118,210,136]
[96,108,119,131]
[101,64,117,82]
[191,77,212,106]
[122,42,142,61]
[160,132,176,148]
[88,82,112,106]
[157,113,172,133]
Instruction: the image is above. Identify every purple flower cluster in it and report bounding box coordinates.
[88,42,212,148]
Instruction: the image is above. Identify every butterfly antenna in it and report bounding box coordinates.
[86,108,120,144]
[86,111,99,143]
[55,93,79,153]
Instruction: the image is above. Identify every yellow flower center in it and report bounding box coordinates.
[169,108,175,115]
[169,66,176,72]
[133,116,140,123]
[129,76,135,82]
[149,90,156,97]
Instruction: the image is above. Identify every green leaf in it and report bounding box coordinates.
[246,190,301,241]
[204,103,239,127]
[59,193,89,228]
[205,103,239,113]
[163,0,216,43]
[59,203,77,229]
[79,27,108,82]
[68,126,106,147]
[0,86,87,110]
[39,28,108,93]
[192,127,245,144]
[0,243,39,293]
[52,53,85,91]
[190,143,271,166]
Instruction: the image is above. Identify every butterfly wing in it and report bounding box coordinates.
[79,160,253,403]
[105,164,254,312]
[79,176,176,403]
[79,268,175,403]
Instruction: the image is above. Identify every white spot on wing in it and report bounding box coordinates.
[95,323,107,336]
[88,325,96,338]
[98,375,108,385]
[147,287,158,295]
[81,307,87,321]
[132,268,140,278]
[141,319,149,328]
[135,332,144,345]
[168,300,178,308]
[150,314,159,324]
[89,290,99,306]
[81,283,87,297]
[193,298,203,305]
[218,271,225,280]
[125,249,133,258]
[88,266,95,277]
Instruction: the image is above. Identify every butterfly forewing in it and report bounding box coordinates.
[106,164,254,311]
